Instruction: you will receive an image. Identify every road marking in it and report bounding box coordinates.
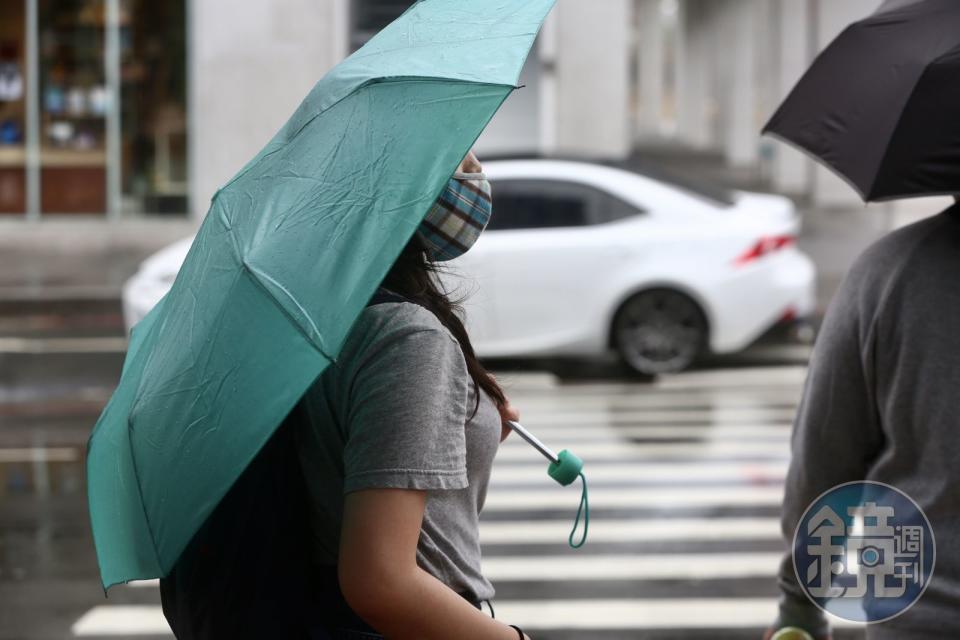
[506,425,792,440]
[0,447,79,463]
[71,598,861,635]
[484,485,784,510]
[497,366,808,394]
[125,579,160,588]
[512,408,798,424]
[495,440,790,461]
[480,517,780,543]
[482,552,782,580]
[0,336,127,354]
[489,461,786,484]
[655,366,809,388]
[496,598,863,630]
[511,393,800,409]
[72,605,170,636]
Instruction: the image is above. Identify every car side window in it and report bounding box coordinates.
[488,179,642,231]
[595,191,645,224]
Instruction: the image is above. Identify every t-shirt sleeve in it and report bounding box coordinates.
[341,319,471,495]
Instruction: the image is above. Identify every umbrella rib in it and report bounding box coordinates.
[241,259,335,362]
[868,47,960,200]
[124,413,166,582]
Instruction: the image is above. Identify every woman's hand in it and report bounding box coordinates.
[489,373,519,442]
[498,397,520,443]
[458,149,482,174]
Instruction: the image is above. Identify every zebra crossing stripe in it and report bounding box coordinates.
[479,517,780,542]
[512,393,800,409]
[494,441,790,460]
[489,461,786,483]
[495,598,864,630]
[71,605,170,635]
[653,366,809,388]
[483,485,784,510]
[509,408,798,424]
[70,599,862,635]
[482,552,781,580]
[504,425,792,440]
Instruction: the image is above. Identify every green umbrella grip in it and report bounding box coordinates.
[506,421,589,548]
[548,449,583,486]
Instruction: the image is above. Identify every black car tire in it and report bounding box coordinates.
[612,289,708,376]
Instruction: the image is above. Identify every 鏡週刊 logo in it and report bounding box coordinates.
[793,481,935,623]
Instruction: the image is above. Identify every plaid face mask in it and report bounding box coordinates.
[415,172,492,261]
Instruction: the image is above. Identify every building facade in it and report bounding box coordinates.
[1,0,188,220]
[190,0,633,221]
[3,0,941,225]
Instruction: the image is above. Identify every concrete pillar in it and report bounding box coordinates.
[677,0,712,149]
[189,0,342,219]
[538,12,560,155]
[768,0,812,195]
[635,0,665,141]
[553,0,633,158]
[722,0,758,167]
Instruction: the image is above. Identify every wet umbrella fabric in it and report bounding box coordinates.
[762,0,960,201]
[87,0,556,590]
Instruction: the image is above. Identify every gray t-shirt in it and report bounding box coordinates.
[294,298,501,602]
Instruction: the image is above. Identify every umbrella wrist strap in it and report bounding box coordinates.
[568,472,589,549]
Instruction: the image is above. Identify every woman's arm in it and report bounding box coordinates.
[339,488,527,639]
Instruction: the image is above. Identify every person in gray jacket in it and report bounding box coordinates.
[766,201,960,640]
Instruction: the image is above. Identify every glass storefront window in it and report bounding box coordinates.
[0,3,28,214]
[38,0,109,214]
[120,0,187,216]
[2,0,187,218]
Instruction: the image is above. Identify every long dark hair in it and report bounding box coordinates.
[379,234,506,421]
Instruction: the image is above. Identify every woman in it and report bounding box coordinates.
[295,150,531,639]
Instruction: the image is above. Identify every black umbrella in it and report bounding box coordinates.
[763,0,960,201]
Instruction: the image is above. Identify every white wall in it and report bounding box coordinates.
[189,0,345,219]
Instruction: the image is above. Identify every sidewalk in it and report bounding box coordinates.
[0,217,197,301]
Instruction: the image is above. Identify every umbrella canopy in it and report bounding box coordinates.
[88,0,556,590]
[762,0,960,201]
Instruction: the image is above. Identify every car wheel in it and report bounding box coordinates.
[612,289,708,376]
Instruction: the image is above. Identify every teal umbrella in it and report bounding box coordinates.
[87,0,556,590]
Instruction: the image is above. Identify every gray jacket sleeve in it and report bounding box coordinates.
[773,255,886,636]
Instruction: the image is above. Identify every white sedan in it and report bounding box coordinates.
[123,159,815,375]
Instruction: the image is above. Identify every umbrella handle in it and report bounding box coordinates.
[504,421,589,548]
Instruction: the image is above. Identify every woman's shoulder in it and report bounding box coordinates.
[360,299,453,337]
[342,300,463,366]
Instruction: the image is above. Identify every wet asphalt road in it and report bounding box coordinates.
[0,302,866,640]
